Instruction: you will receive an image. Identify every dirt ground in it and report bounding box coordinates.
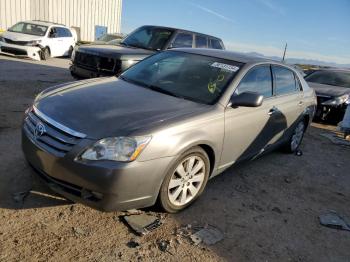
[0,55,350,262]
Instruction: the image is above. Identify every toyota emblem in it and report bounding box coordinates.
[34,122,46,138]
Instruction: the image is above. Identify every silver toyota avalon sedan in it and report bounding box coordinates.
[22,48,316,212]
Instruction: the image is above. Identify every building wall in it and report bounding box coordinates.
[0,0,122,41]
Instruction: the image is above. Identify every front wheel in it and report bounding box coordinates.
[283,120,306,153]
[159,147,210,213]
[41,47,50,60]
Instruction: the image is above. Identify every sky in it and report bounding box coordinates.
[121,0,350,65]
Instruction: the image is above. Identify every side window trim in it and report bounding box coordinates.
[294,73,303,91]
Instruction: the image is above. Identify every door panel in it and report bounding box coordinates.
[221,97,285,165]
[220,64,285,166]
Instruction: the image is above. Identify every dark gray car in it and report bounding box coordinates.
[305,69,350,121]
[70,25,225,79]
[22,49,316,213]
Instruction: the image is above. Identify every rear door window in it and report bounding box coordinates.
[236,65,273,98]
[172,33,193,48]
[209,38,223,49]
[195,35,208,48]
[272,66,298,95]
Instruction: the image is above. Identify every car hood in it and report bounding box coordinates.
[34,77,209,139]
[77,44,154,61]
[307,82,350,97]
[2,31,42,41]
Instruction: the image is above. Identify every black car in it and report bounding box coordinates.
[70,25,225,79]
[305,69,350,121]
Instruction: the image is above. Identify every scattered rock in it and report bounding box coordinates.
[295,150,303,156]
[58,212,64,219]
[127,240,140,248]
[70,205,76,212]
[272,207,282,214]
[284,177,291,183]
[157,239,170,252]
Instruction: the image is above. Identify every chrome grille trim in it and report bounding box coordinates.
[33,106,87,138]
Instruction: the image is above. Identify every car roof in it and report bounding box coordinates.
[140,25,223,40]
[24,20,67,27]
[171,48,280,65]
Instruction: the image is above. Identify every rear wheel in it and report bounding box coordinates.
[283,120,306,153]
[159,147,210,213]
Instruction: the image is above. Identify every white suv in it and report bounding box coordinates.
[0,20,77,61]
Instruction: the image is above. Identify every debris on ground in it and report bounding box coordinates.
[319,212,350,232]
[295,149,303,156]
[127,239,140,248]
[72,226,88,237]
[320,133,350,146]
[12,191,30,203]
[272,207,282,214]
[123,214,162,235]
[284,177,292,183]
[190,225,224,245]
[157,239,170,252]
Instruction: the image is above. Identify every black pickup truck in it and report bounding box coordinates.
[70,25,225,79]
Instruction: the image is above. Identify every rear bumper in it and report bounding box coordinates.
[0,42,41,60]
[22,128,175,211]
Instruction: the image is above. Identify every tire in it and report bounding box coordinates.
[282,120,306,153]
[159,146,210,213]
[68,46,73,58]
[41,47,50,60]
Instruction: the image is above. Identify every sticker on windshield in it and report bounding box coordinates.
[211,62,240,72]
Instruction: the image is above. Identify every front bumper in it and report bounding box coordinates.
[0,42,41,61]
[22,128,175,211]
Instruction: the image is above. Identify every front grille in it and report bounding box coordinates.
[1,46,27,55]
[74,51,120,73]
[3,38,28,46]
[23,110,82,157]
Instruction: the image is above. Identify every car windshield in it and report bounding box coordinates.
[98,34,121,42]
[8,22,48,36]
[305,70,350,88]
[120,51,242,105]
[120,26,174,50]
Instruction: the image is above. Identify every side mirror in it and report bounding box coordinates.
[230,92,263,107]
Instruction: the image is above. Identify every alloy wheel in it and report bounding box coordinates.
[167,155,206,206]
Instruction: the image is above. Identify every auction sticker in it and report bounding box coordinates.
[211,62,240,72]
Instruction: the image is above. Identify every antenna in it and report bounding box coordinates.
[282,42,287,62]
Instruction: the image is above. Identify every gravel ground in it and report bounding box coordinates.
[0,55,350,262]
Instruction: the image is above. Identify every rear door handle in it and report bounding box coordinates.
[298,101,303,106]
[268,107,277,116]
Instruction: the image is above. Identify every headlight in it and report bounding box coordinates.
[26,40,42,46]
[322,94,349,106]
[78,136,151,162]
